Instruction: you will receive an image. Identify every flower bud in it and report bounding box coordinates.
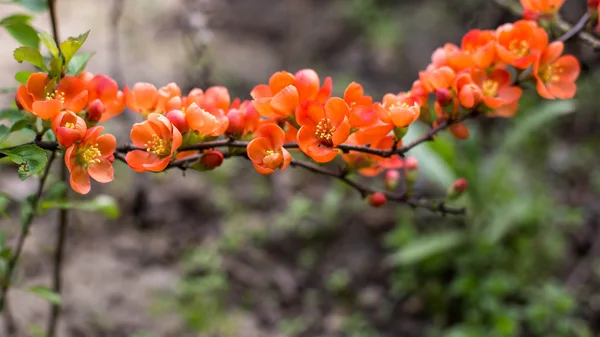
[384,169,400,191]
[200,150,224,170]
[368,192,387,208]
[14,93,23,110]
[522,8,540,21]
[86,98,104,122]
[588,0,599,11]
[404,156,419,185]
[226,108,244,135]
[450,123,469,139]
[435,88,453,107]
[447,178,468,200]
[107,154,115,163]
[166,109,189,133]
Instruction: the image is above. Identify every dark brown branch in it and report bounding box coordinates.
[0,150,57,313]
[48,0,60,44]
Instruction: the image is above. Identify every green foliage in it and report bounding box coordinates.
[0,145,47,181]
[385,99,589,337]
[59,30,89,66]
[27,285,61,305]
[65,52,94,76]
[13,46,47,70]
[0,13,39,48]
[41,194,121,219]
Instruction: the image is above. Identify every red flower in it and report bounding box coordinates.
[64,126,116,194]
[247,124,292,174]
[533,41,580,99]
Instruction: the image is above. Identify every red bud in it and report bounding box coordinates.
[368,192,387,208]
[107,154,115,163]
[447,178,468,200]
[166,109,189,133]
[384,169,400,191]
[588,0,599,9]
[200,150,224,170]
[226,109,244,135]
[86,99,104,122]
[435,88,453,107]
[450,123,470,139]
[522,8,540,21]
[405,156,418,172]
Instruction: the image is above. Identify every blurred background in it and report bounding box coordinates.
[1,0,600,336]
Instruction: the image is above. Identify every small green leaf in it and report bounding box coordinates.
[65,52,94,76]
[48,54,63,78]
[38,31,59,57]
[0,13,32,25]
[0,109,23,122]
[0,193,10,217]
[13,46,46,70]
[0,145,47,181]
[10,119,33,132]
[27,286,61,305]
[60,30,90,66]
[0,125,11,144]
[15,71,32,84]
[386,230,466,266]
[4,23,39,49]
[11,0,48,12]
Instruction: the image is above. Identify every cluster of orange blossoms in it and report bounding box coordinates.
[14,17,580,195]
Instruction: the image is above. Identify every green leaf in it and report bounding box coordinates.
[0,145,47,181]
[4,23,39,49]
[13,46,46,70]
[48,54,63,78]
[27,286,61,305]
[38,31,59,57]
[386,230,466,266]
[15,71,32,84]
[0,13,32,25]
[499,100,575,154]
[10,119,33,132]
[65,52,94,76]
[0,109,24,122]
[11,0,48,12]
[0,193,10,217]
[60,30,90,66]
[0,125,11,144]
[41,195,120,219]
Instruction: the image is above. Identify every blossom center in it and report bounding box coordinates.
[145,134,171,157]
[314,118,336,147]
[46,90,65,104]
[64,122,75,129]
[82,144,102,164]
[539,63,563,83]
[482,80,499,97]
[508,39,529,58]
[263,150,283,169]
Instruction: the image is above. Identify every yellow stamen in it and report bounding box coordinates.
[539,63,563,83]
[314,118,336,147]
[82,144,102,164]
[482,80,499,97]
[144,134,170,156]
[64,122,75,129]
[508,39,529,58]
[45,90,65,104]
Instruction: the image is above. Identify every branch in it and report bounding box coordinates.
[0,150,57,312]
[493,0,600,49]
[289,159,466,215]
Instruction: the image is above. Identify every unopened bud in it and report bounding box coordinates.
[588,0,599,11]
[14,93,23,110]
[368,192,387,208]
[200,150,224,170]
[450,123,470,139]
[86,99,104,122]
[166,109,189,133]
[404,156,419,185]
[522,8,540,21]
[384,169,400,191]
[107,154,115,163]
[447,178,468,200]
[435,88,453,107]
[226,109,244,135]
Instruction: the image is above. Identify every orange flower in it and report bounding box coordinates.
[251,69,332,119]
[471,68,522,117]
[419,66,456,92]
[432,43,475,72]
[247,124,292,174]
[296,98,351,163]
[226,100,260,136]
[454,72,483,109]
[380,94,421,128]
[186,103,229,137]
[156,82,182,114]
[460,29,497,69]
[344,82,377,128]
[124,82,159,115]
[125,113,182,172]
[52,111,87,147]
[496,20,548,69]
[533,41,580,100]
[520,0,565,16]
[85,74,125,122]
[64,126,116,194]
[16,72,88,120]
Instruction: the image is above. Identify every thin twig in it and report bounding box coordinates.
[48,0,60,44]
[557,12,591,43]
[0,151,57,312]
[46,163,68,337]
